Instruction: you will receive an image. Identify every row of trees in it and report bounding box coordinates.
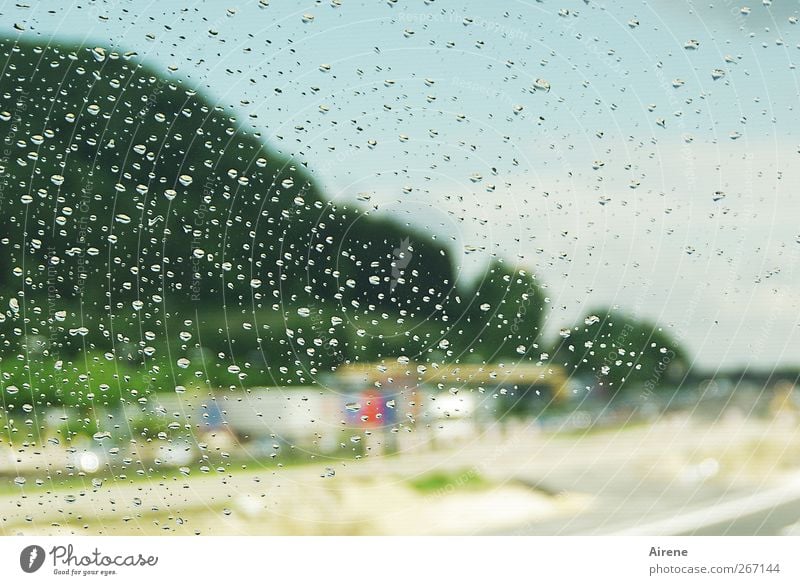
[0,39,688,412]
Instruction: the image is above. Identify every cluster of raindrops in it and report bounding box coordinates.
[0,0,795,534]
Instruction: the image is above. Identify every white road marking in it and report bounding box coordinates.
[608,475,800,536]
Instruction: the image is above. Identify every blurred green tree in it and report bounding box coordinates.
[550,308,687,396]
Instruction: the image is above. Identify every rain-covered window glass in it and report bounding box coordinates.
[1,1,799,539]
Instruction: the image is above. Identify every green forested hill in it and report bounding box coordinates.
[0,39,545,402]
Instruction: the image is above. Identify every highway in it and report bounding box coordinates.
[4,414,800,535]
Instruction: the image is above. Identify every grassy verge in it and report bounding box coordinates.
[407,468,490,494]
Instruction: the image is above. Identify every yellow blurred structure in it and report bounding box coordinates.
[336,361,570,402]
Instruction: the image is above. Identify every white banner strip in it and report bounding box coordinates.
[1,536,799,584]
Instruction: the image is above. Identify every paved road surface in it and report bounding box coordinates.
[4,415,799,535]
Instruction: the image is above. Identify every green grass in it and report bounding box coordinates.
[408,468,489,494]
